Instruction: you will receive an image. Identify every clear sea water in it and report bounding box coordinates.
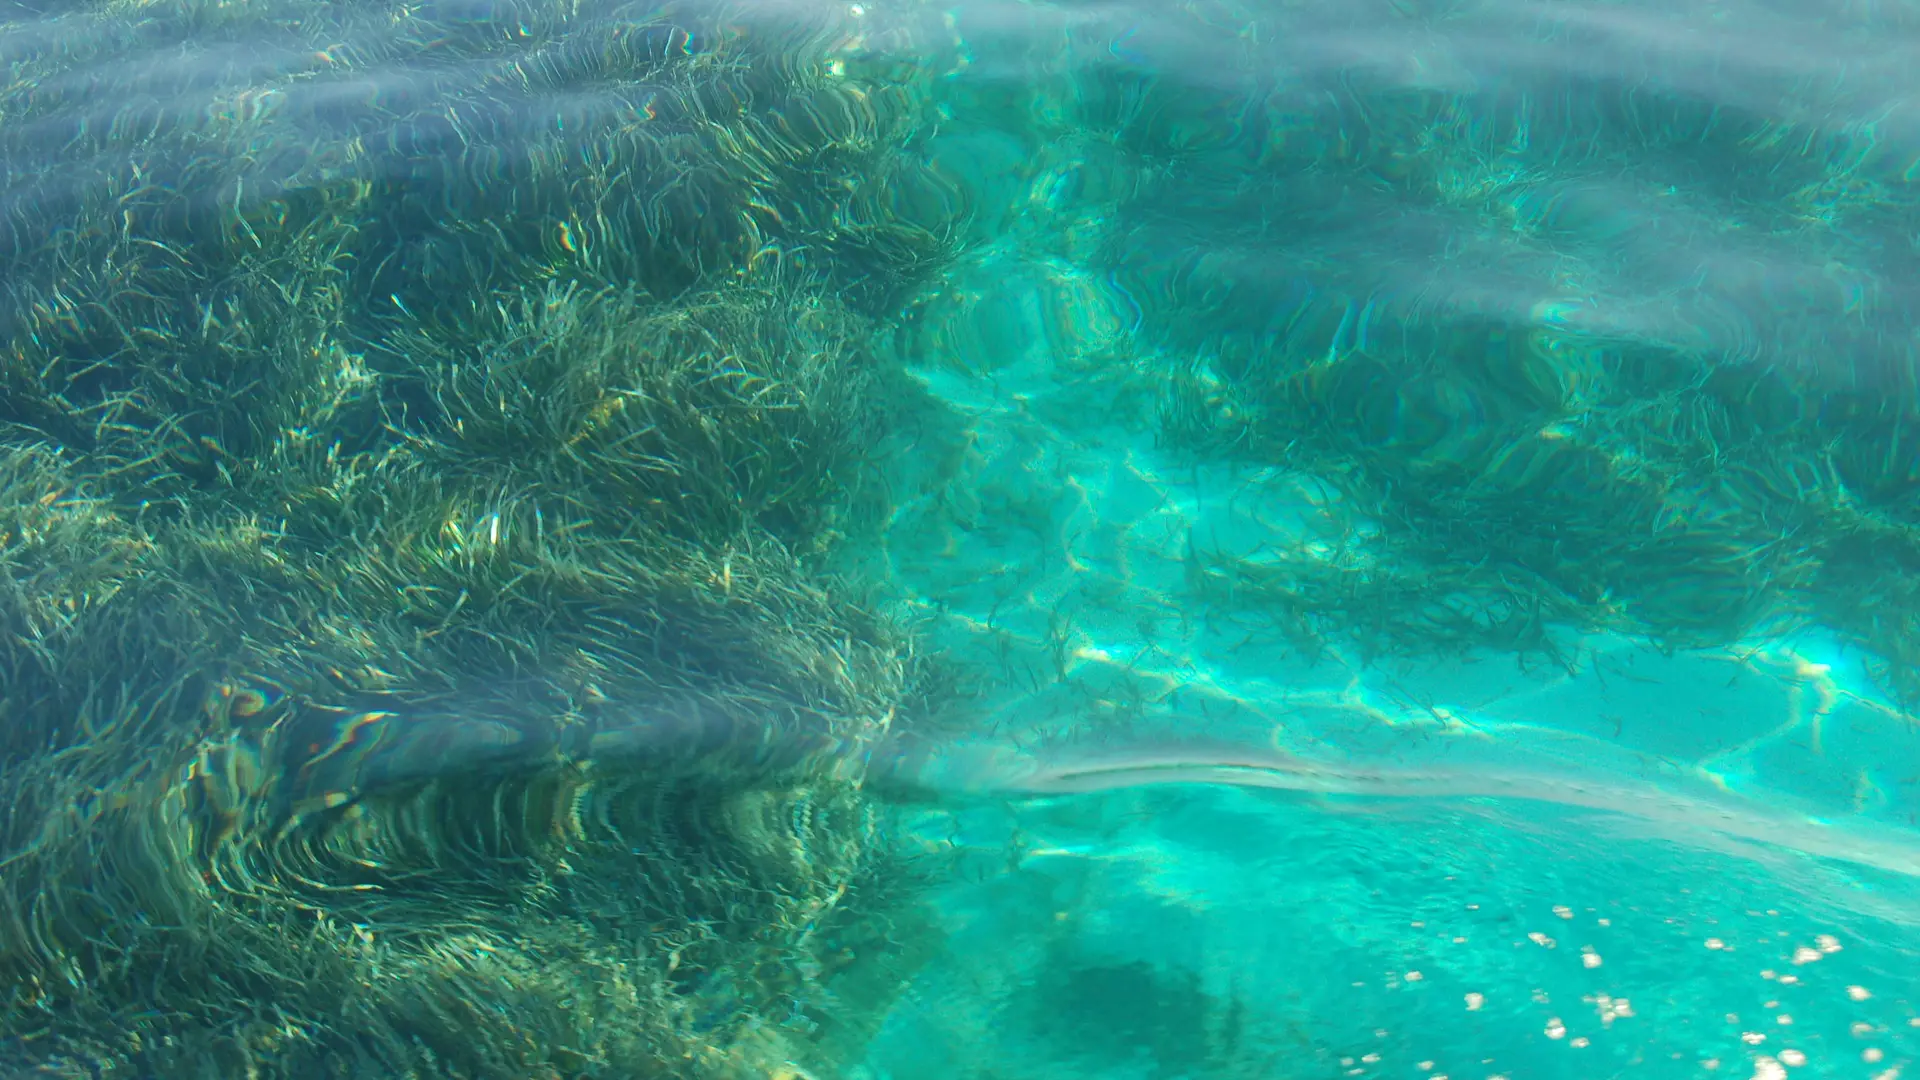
[6,0,1920,1076]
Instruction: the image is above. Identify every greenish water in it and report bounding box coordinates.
[2,0,1920,1076]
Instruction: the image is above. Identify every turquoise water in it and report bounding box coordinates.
[4,0,1920,1075]
[867,644,1920,1078]
[843,2,1920,1072]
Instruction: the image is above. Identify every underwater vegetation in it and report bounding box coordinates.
[0,0,969,1074]
[9,0,1920,1073]
[1036,0,1920,696]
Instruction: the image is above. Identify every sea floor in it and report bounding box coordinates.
[840,232,1920,1079]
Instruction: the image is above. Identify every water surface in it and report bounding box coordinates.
[3,0,1920,1075]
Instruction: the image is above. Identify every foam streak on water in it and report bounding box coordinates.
[887,734,1920,883]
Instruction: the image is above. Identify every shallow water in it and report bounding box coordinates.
[840,1,1920,1070]
[865,638,1920,1077]
[6,0,1920,1075]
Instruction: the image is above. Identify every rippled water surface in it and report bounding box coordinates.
[4,0,1920,1076]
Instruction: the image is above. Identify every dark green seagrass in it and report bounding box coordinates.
[0,0,965,1074]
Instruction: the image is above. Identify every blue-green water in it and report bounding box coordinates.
[3,0,1920,1076]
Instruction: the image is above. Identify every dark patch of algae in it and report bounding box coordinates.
[1115,63,1920,698]
[0,0,969,1074]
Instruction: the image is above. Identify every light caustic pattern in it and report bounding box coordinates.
[856,92,1920,1080]
[866,593,1920,1074]
[859,770,1920,1080]
[836,1,1920,1074]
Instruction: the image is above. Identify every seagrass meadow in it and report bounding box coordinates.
[7,0,1920,1076]
[0,0,967,1074]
